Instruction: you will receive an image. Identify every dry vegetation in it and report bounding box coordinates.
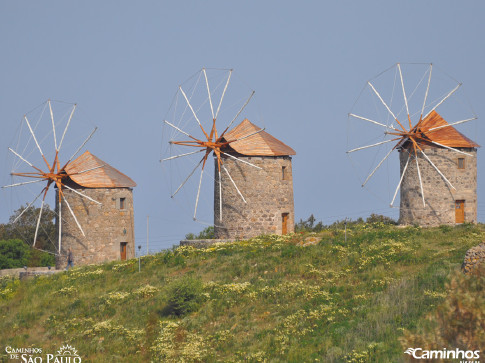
[0,222,483,362]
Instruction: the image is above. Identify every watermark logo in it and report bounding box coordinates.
[404,348,418,356]
[48,344,81,362]
[404,347,480,362]
[5,344,82,362]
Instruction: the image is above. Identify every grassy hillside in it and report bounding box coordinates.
[0,223,483,362]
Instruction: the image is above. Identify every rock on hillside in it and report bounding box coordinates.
[462,242,485,274]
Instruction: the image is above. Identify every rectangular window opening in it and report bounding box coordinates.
[119,197,126,210]
[458,158,465,169]
[282,166,287,180]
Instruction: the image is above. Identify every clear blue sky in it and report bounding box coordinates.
[1,1,484,251]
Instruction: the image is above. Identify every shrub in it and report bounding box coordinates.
[39,252,56,267]
[294,214,324,233]
[185,226,215,240]
[0,239,30,269]
[400,263,485,351]
[365,214,397,225]
[164,275,204,316]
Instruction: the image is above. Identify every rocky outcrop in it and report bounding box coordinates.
[462,242,485,274]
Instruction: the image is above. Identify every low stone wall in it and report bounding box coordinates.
[19,270,61,279]
[462,242,485,274]
[180,239,236,249]
[0,267,61,278]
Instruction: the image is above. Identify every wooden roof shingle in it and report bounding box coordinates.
[417,111,479,148]
[224,119,296,156]
[65,151,136,188]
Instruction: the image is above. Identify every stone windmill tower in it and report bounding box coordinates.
[347,63,479,227]
[161,68,297,239]
[214,119,296,239]
[56,151,137,268]
[3,100,137,268]
[398,111,479,226]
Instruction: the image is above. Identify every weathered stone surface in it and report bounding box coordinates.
[55,186,135,269]
[462,242,485,274]
[297,236,320,247]
[399,147,477,226]
[214,155,295,239]
[0,267,58,278]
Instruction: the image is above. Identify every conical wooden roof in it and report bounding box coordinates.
[64,151,136,188]
[223,119,296,156]
[418,111,479,148]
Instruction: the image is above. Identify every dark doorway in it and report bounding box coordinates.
[120,242,128,260]
[455,200,465,224]
[282,213,289,235]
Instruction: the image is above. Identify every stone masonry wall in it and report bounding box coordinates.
[399,147,477,226]
[55,186,135,269]
[214,155,294,239]
[462,242,485,274]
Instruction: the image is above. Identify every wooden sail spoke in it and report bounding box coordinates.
[209,119,217,141]
[218,90,255,140]
[362,147,394,187]
[161,150,205,162]
[2,179,45,189]
[347,138,400,154]
[63,194,85,237]
[203,68,215,120]
[391,152,410,207]
[423,83,461,120]
[223,165,246,204]
[170,141,206,147]
[12,190,44,224]
[179,86,211,140]
[220,151,262,169]
[33,199,45,248]
[224,128,265,144]
[397,63,412,130]
[420,64,433,120]
[349,113,394,129]
[58,104,77,153]
[201,149,211,170]
[193,166,204,221]
[24,115,51,169]
[10,172,47,178]
[412,143,426,208]
[62,184,102,205]
[214,69,233,120]
[8,148,45,174]
[367,81,407,133]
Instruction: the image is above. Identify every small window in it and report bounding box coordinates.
[282,166,287,180]
[119,197,126,210]
[458,158,465,169]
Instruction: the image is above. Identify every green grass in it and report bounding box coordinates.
[0,223,483,362]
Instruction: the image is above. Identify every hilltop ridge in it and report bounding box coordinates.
[0,223,483,362]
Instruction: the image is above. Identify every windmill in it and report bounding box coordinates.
[3,100,99,254]
[347,63,479,226]
[161,68,296,238]
[3,100,136,266]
